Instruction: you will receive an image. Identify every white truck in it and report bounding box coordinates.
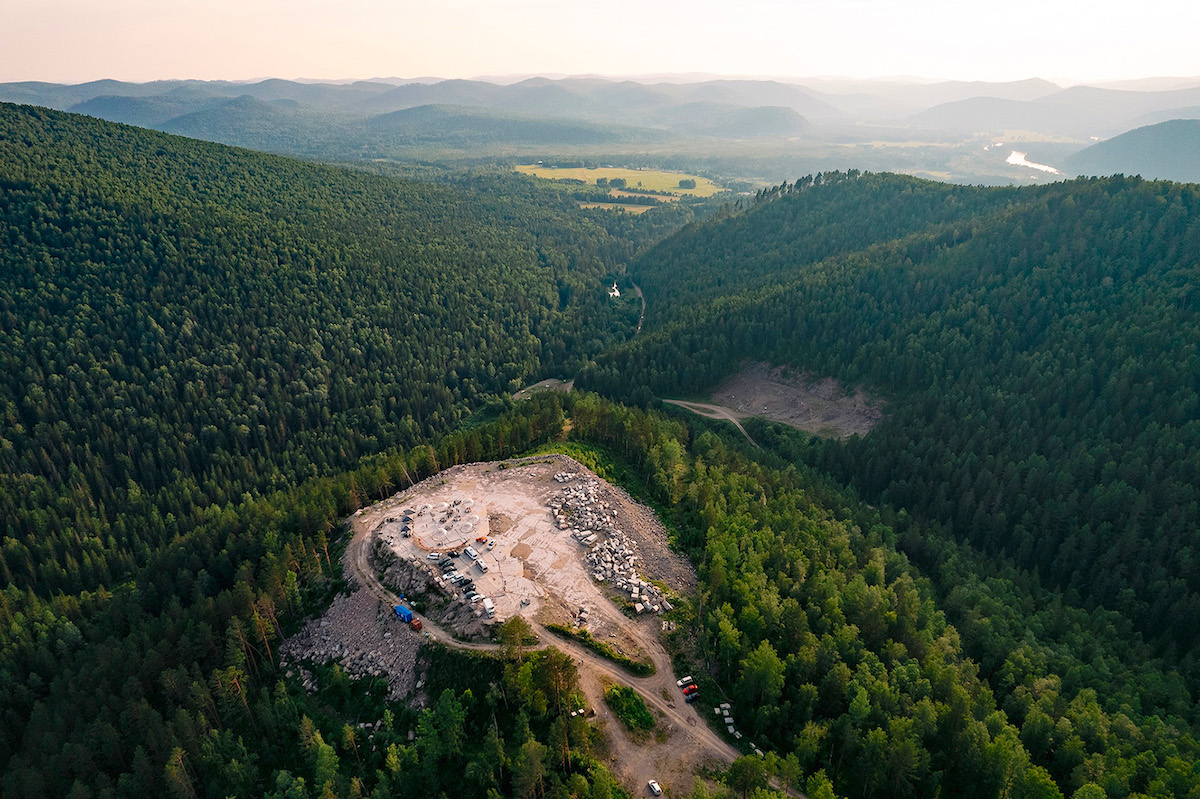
[482,597,495,618]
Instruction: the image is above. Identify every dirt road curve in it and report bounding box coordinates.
[346,512,742,781]
[632,282,646,335]
[662,399,759,447]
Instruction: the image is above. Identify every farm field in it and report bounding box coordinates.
[515,164,725,196]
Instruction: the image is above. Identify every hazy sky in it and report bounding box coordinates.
[3,0,1198,84]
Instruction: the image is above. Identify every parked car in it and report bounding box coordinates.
[648,780,662,796]
[682,684,698,695]
[426,552,442,561]
[467,593,481,603]
[676,676,693,687]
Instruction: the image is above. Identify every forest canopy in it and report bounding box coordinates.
[3,106,1200,798]
[584,171,1200,673]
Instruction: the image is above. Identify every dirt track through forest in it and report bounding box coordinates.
[633,282,646,335]
[662,399,759,446]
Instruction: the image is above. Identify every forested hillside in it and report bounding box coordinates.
[583,172,1200,693]
[1,392,593,798]
[1066,119,1200,183]
[574,397,1200,798]
[0,103,676,796]
[630,172,1021,314]
[0,102,657,601]
[5,102,1200,799]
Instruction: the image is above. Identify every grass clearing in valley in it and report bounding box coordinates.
[517,165,724,196]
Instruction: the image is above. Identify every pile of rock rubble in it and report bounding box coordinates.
[374,540,436,596]
[587,536,672,614]
[548,475,672,615]
[279,590,423,701]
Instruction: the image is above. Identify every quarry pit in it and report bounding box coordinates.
[359,454,694,652]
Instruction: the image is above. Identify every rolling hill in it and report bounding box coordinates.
[909,85,1200,137]
[364,103,658,146]
[11,74,1200,188]
[586,172,1200,667]
[1066,119,1200,182]
[68,90,226,126]
[648,101,810,137]
[153,94,352,156]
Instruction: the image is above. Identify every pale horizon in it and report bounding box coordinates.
[7,71,1200,92]
[3,0,1198,86]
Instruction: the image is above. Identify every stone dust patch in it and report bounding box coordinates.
[360,455,695,648]
[711,362,885,438]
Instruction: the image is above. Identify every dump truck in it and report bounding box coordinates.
[394,605,414,623]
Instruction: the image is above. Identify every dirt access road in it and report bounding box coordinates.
[345,466,742,795]
[633,282,646,335]
[662,399,759,447]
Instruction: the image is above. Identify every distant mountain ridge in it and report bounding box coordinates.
[0,75,828,158]
[909,85,1200,137]
[1065,119,1200,182]
[8,76,1200,136]
[7,74,1200,186]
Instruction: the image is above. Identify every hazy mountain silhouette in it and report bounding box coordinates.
[1065,119,1200,182]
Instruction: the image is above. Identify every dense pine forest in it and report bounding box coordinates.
[0,103,647,796]
[585,171,1200,660]
[3,103,1200,798]
[0,102,658,601]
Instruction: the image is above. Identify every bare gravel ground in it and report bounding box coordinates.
[711,362,884,438]
[512,377,574,401]
[362,456,694,653]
